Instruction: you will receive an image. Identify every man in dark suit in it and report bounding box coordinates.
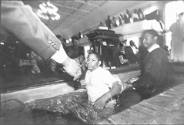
[132,29,173,99]
[1,1,81,80]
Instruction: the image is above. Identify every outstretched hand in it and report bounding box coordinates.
[63,57,82,81]
[94,97,107,110]
[94,92,112,110]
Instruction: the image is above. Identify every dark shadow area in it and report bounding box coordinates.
[31,109,87,125]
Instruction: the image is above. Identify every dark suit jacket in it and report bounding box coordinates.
[133,47,173,99]
[2,1,61,60]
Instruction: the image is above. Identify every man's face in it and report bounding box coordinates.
[142,33,156,48]
[86,54,100,71]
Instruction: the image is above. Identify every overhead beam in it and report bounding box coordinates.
[54,2,91,13]
[76,0,106,8]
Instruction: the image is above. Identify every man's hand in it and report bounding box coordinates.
[94,97,107,110]
[94,93,111,110]
[50,45,82,80]
[127,77,139,84]
[63,57,82,81]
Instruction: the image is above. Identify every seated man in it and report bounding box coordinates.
[132,29,174,99]
[116,30,174,112]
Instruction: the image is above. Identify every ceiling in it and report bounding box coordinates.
[23,0,159,39]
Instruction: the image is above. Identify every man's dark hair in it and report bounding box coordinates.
[88,50,101,61]
[142,29,159,38]
[130,40,135,46]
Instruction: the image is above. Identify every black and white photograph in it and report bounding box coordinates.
[1,0,184,125]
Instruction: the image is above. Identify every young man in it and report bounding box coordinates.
[85,51,122,110]
[132,29,173,99]
[28,51,123,124]
[116,30,174,112]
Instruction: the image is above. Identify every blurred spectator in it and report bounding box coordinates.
[124,40,137,64]
[130,40,138,54]
[105,15,112,29]
[170,11,184,62]
[112,43,122,67]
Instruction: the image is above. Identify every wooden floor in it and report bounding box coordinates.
[98,75,184,124]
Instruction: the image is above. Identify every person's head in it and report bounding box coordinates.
[142,30,159,49]
[130,40,135,47]
[86,51,101,71]
[121,39,127,46]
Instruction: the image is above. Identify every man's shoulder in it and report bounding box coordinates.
[150,48,168,61]
[97,67,108,72]
[95,67,112,76]
[151,47,166,55]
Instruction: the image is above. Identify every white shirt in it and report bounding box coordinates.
[84,67,122,103]
[148,43,160,53]
[130,46,138,54]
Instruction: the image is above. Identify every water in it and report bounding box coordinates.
[1,110,87,125]
[1,88,142,125]
[1,101,87,125]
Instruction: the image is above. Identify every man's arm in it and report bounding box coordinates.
[94,81,122,109]
[1,1,62,59]
[1,1,81,80]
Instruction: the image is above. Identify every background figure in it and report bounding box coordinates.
[124,40,137,64]
[170,11,184,62]
[129,40,138,54]
[112,43,122,67]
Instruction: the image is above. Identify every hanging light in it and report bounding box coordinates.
[37,1,60,20]
[0,42,5,45]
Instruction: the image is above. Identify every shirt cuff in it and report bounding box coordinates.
[51,45,68,64]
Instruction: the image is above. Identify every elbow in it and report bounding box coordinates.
[113,82,122,94]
